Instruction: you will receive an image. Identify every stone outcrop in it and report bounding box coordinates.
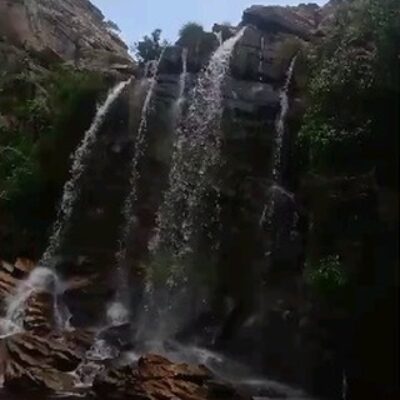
[0,258,35,308]
[0,0,135,75]
[242,4,320,39]
[1,329,93,391]
[93,354,249,400]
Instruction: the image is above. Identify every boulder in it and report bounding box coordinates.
[93,353,250,399]
[1,331,87,391]
[242,5,320,39]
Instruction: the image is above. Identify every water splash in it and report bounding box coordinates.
[106,301,129,326]
[4,267,65,330]
[214,31,223,46]
[114,50,165,302]
[40,79,132,266]
[149,28,246,265]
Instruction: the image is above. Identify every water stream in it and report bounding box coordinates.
[110,50,165,320]
[40,79,132,266]
[149,28,246,265]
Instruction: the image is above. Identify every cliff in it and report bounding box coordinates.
[0,0,134,75]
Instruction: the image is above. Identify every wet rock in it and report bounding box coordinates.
[93,353,250,399]
[99,323,133,351]
[1,331,86,391]
[0,259,36,308]
[23,291,55,335]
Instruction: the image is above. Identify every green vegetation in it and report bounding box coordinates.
[0,66,108,257]
[298,0,399,177]
[177,22,217,59]
[305,255,348,298]
[133,29,169,63]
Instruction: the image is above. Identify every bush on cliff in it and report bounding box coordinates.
[0,66,107,258]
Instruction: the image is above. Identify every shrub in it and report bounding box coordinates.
[305,255,348,297]
[133,29,169,63]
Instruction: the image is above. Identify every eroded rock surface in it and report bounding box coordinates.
[93,353,249,400]
[0,0,134,75]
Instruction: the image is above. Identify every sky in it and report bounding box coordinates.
[91,0,328,47]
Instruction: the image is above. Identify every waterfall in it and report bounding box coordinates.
[4,267,65,331]
[111,50,165,317]
[271,56,297,184]
[40,79,132,266]
[134,28,245,344]
[260,56,297,230]
[258,35,265,81]
[172,48,188,122]
[149,28,246,265]
[214,31,223,46]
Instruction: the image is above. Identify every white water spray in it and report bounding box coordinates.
[4,267,63,330]
[113,50,165,308]
[271,56,297,183]
[173,47,188,120]
[41,79,132,266]
[149,28,246,264]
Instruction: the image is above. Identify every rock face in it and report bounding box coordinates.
[1,329,93,391]
[0,0,134,75]
[93,354,249,400]
[242,4,320,39]
[0,258,35,309]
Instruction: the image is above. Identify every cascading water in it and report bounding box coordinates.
[272,56,297,184]
[1,80,131,337]
[172,48,188,122]
[214,31,223,46]
[258,35,265,81]
[109,50,165,321]
[40,79,132,266]
[260,56,298,229]
[4,267,63,331]
[136,28,246,344]
[149,27,246,264]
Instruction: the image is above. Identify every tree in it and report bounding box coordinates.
[178,22,205,49]
[177,22,216,58]
[133,29,168,63]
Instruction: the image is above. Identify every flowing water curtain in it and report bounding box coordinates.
[149,28,247,279]
[2,80,131,334]
[261,56,298,229]
[111,49,166,314]
[135,29,247,343]
[40,79,132,266]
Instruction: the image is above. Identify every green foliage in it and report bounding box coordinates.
[133,29,169,63]
[178,22,205,47]
[297,0,399,175]
[177,22,216,58]
[0,65,107,254]
[305,255,348,297]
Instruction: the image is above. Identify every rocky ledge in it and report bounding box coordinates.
[0,258,249,399]
[93,354,249,400]
[0,0,135,76]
